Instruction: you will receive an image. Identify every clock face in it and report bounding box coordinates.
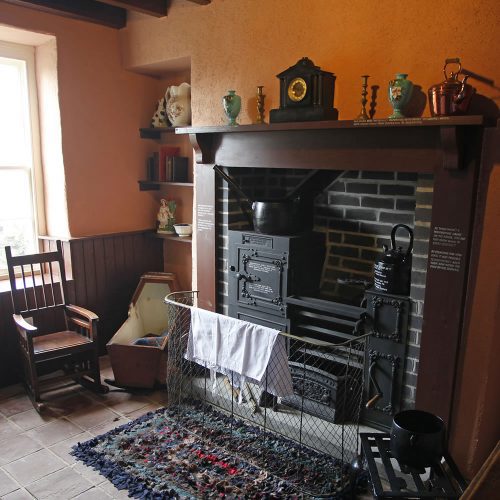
[287,77,307,102]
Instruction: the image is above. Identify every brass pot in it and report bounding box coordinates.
[428,58,475,117]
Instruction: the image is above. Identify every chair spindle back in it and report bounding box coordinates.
[5,241,68,318]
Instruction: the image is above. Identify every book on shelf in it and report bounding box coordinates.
[146,152,160,181]
[153,152,160,181]
[146,156,155,181]
[145,148,188,183]
[171,156,189,182]
[159,146,180,182]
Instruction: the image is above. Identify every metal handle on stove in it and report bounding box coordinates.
[235,272,260,282]
[366,360,383,409]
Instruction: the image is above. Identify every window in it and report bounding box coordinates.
[0,41,44,276]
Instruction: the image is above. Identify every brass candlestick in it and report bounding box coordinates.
[256,86,266,124]
[356,75,370,120]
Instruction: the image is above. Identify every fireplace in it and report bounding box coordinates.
[218,165,430,425]
[181,116,487,430]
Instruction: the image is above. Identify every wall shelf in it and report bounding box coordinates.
[139,124,194,290]
[139,127,176,139]
[150,233,192,244]
[138,180,193,191]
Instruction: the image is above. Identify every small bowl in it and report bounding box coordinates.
[173,223,192,238]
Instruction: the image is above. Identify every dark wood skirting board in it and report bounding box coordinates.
[179,116,489,429]
[0,230,163,387]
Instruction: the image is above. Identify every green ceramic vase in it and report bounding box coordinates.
[223,90,241,126]
[388,73,413,119]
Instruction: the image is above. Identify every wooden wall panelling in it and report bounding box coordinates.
[0,290,20,387]
[0,231,164,387]
[82,238,98,311]
[69,231,164,353]
[92,236,107,308]
[69,239,89,308]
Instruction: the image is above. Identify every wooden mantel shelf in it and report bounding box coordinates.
[176,115,484,135]
[176,116,485,172]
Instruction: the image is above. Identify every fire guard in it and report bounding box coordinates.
[164,291,368,483]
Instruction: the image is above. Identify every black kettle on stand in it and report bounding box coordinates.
[373,224,414,295]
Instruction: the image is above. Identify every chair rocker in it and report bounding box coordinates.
[5,241,108,412]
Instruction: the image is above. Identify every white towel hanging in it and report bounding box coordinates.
[185,307,293,398]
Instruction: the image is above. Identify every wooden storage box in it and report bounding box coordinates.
[106,272,178,388]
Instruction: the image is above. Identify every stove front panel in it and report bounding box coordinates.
[228,231,289,317]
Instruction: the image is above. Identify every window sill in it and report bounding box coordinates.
[0,274,69,294]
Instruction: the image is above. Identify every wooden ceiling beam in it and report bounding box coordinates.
[97,0,168,17]
[2,0,127,29]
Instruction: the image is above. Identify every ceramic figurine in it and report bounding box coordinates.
[166,83,191,127]
[157,198,176,234]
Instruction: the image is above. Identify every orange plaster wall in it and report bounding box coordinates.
[122,0,500,124]
[0,3,163,237]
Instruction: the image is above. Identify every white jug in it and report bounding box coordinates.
[165,83,191,127]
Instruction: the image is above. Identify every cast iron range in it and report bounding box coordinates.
[227,229,410,428]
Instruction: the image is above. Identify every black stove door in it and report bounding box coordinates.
[231,247,287,316]
[228,231,289,317]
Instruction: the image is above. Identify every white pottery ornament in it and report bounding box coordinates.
[151,97,168,128]
[165,83,191,127]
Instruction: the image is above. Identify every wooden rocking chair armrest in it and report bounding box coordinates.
[66,304,99,321]
[13,314,37,333]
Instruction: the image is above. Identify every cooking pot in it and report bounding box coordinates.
[373,224,413,295]
[428,58,475,117]
[214,165,310,235]
[252,198,304,235]
[390,410,446,469]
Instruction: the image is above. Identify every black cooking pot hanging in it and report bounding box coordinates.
[373,224,414,295]
[213,165,309,235]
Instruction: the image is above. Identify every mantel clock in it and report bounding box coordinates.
[270,57,338,123]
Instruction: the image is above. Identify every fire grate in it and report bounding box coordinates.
[360,433,467,499]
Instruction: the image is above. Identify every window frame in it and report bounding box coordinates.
[0,40,46,277]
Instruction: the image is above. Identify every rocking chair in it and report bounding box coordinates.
[5,241,107,411]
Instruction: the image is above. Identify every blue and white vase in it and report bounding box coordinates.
[388,73,413,119]
[222,90,241,126]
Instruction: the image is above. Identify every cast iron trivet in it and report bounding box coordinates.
[72,401,362,499]
[360,433,466,499]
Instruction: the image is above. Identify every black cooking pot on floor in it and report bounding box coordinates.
[390,410,446,469]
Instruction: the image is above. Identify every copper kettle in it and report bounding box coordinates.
[428,58,475,116]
